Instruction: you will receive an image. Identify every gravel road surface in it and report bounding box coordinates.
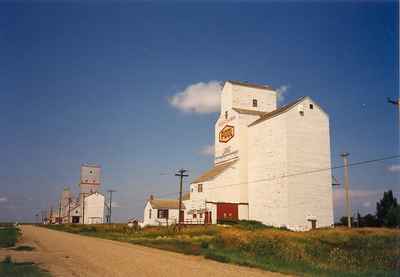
[0,225,288,277]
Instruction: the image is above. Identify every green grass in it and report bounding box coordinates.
[43,222,400,277]
[13,245,35,251]
[0,256,50,277]
[0,227,19,248]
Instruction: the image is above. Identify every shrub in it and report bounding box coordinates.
[237,220,268,230]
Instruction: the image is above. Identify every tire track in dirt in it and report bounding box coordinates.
[17,225,290,277]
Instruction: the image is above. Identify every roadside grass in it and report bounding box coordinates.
[0,226,19,248]
[0,225,47,276]
[0,256,50,277]
[43,222,400,277]
[13,245,35,251]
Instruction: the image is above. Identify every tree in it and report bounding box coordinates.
[339,216,354,226]
[385,205,400,228]
[361,213,378,227]
[376,190,399,228]
[356,212,362,227]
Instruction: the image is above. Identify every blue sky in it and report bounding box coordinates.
[0,2,398,222]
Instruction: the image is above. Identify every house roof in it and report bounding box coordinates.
[149,199,184,210]
[232,108,267,116]
[226,80,274,91]
[249,96,307,127]
[192,159,238,184]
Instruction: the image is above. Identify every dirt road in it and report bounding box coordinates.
[0,225,287,277]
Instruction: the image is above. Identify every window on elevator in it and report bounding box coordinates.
[253,99,258,107]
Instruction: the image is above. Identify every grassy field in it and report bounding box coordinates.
[44,221,400,277]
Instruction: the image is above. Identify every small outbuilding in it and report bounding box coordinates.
[143,195,185,226]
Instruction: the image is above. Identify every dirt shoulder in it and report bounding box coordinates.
[3,225,287,277]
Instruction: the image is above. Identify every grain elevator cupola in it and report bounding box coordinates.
[80,163,101,194]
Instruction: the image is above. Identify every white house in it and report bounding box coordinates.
[143,195,184,226]
[146,80,334,231]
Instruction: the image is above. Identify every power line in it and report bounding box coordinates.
[48,154,400,217]
[131,154,400,204]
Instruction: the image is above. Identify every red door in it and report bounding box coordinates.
[217,203,238,222]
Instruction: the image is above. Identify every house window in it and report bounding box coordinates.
[225,111,228,119]
[309,104,314,109]
[198,184,203,193]
[157,209,169,219]
[199,213,203,218]
[299,111,304,116]
[149,209,152,219]
[252,99,258,107]
[193,214,197,219]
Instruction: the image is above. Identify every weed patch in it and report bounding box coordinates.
[0,256,50,277]
[13,245,35,251]
[0,227,19,248]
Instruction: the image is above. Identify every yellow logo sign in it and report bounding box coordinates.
[219,125,234,143]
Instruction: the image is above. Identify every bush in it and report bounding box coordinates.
[217,219,238,225]
[0,227,19,248]
[237,220,268,230]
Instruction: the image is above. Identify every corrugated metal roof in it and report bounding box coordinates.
[192,159,238,184]
[232,108,267,116]
[249,96,307,127]
[226,80,274,90]
[149,199,184,209]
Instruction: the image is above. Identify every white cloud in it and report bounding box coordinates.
[276,85,290,103]
[169,81,222,114]
[199,145,214,156]
[0,197,8,203]
[387,164,400,172]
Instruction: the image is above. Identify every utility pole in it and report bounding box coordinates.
[175,169,188,231]
[107,190,116,224]
[341,152,351,228]
[68,197,71,224]
[58,200,62,224]
[49,206,53,224]
[81,193,87,225]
